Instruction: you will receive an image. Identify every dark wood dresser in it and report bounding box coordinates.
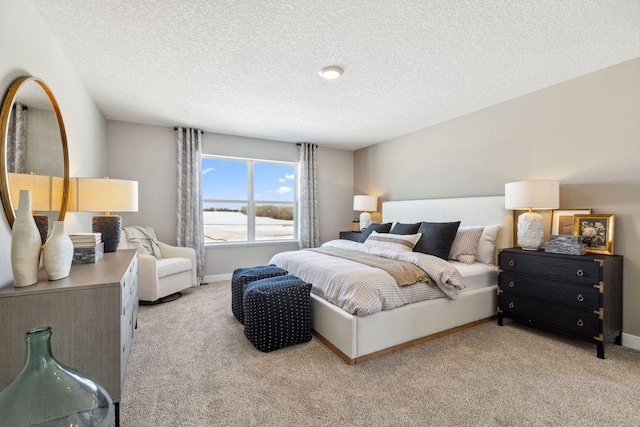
[339,231,363,242]
[497,248,623,359]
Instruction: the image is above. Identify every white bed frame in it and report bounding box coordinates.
[312,196,513,364]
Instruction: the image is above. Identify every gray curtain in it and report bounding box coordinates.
[175,127,205,285]
[298,143,320,248]
[7,103,28,173]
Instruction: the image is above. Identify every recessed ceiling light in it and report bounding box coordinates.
[319,66,343,80]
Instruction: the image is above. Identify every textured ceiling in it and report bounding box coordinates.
[31,0,640,150]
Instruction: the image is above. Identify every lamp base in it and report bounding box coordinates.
[359,211,372,232]
[92,215,122,253]
[517,211,544,251]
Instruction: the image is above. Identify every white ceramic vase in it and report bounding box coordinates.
[43,221,74,280]
[11,190,42,287]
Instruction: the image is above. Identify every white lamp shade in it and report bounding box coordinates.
[67,177,138,213]
[353,195,377,212]
[504,181,559,210]
[9,172,52,211]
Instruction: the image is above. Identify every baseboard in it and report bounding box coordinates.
[622,333,640,351]
[203,274,232,284]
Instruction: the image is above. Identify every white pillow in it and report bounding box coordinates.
[449,227,483,264]
[476,225,501,265]
[364,231,422,253]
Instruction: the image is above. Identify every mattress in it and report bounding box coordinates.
[450,261,498,291]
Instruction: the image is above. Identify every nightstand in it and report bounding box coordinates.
[339,231,363,242]
[497,248,623,359]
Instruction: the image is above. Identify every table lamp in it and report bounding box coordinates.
[67,177,138,252]
[505,180,559,251]
[353,195,377,231]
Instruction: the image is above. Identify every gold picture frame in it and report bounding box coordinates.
[551,209,592,235]
[573,214,615,255]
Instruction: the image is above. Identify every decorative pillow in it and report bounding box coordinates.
[449,227,484,264]
[390,222,421,235]
[360,222,392,242]
[476,225,501,265]
[364,231,422,253]
[413,221,461,260]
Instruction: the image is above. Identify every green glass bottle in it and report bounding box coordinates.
[0,326,114,426]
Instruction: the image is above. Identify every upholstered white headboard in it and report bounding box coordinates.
[382,196,513,250]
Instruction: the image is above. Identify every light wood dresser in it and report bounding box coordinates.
[0,249,139,424]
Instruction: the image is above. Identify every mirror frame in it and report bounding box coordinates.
[0,76,69,227]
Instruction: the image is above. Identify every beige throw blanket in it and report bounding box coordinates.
[309,247,432,287]
[125,226,162,259]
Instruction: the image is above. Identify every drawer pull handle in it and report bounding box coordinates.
[508,302,514,309]
[508,260,515,267]
[577,294,585,302]
[576,269,584,277]
[508,281,515,288]
[577,319,584,327]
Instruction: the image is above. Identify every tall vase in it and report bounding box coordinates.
[11,189,42,287]
[0,326,114,426]
[44,221,74,280]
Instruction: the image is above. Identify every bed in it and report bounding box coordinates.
[271,196,513,364]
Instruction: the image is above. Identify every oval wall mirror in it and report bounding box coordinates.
[0,76,69,229]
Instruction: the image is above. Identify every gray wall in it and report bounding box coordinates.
[354,58,640,341]
[0,0,106,289]
[106,121,354,280]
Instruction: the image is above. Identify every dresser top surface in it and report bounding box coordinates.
[500,247,622,261]
[0,249,137,297]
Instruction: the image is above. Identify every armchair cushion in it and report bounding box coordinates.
[157,258,192,278]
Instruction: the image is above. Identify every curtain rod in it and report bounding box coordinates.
[173,126,203,134]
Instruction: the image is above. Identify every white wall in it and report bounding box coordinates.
[354,59,640,339]
[0,0,107,289]
[106,121,354,279]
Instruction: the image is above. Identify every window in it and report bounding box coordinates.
[202,156,297,244]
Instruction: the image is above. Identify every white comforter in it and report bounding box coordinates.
[269,240,466,316]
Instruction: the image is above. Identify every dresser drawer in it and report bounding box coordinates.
[499,251,601,285]
[121,255,138,305]
[499,272,600,310]
[500,293,599,337]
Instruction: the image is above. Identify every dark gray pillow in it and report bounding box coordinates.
[413,221,461,259]
[390,222,421,235]
[360,222,392,242]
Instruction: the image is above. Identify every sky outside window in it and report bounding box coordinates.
[254,162,295,202]
[202,158,248,201]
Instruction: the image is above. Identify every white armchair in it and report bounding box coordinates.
[118,227,197,303]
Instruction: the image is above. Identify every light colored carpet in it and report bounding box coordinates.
[120,281,640,426]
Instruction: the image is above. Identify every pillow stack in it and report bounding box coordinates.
[449,225,501,265]
[357,220,500,265]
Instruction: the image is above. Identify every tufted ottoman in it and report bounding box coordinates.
[243,274,313,353]
[231,265,287,324]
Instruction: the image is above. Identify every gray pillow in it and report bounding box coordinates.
[413,221,461,260]
[390,222,421,235]
[360,222,392,242]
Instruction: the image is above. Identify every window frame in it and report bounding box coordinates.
[202,155,298,246]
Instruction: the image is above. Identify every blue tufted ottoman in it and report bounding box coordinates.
[243,274,313,353]
[231,265,287,324]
